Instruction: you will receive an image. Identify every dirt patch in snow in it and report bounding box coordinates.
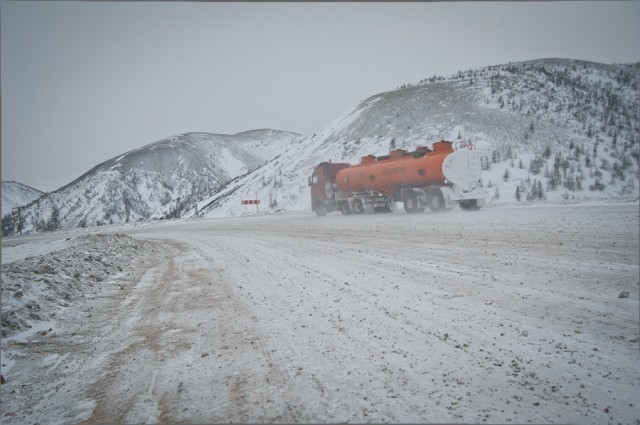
[2,234,152,339]
[1,233,160,424]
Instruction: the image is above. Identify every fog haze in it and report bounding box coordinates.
[2,1,639,192]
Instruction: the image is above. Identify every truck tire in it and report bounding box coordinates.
[427,189,446,212]
[459,199,480,211]
[403,191,419,214]
[340,201,351,215]
[315,200,327,217]
[352,199,364,214]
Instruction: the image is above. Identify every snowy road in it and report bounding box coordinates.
[2,203,639,424]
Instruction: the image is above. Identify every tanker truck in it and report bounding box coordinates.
[308,140,487,216]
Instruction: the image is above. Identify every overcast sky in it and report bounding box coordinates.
[2,1,639,192]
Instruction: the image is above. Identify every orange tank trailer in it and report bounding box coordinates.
[336,141,454,194]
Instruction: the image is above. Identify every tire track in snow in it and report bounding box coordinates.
[132,205,638,424]
[7,204,634,424]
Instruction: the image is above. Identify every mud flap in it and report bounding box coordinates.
[439,187,455,209]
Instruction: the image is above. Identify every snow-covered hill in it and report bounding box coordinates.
[1,181,44,218]
[190,58,638,218]
[3,59,638,234]
[1,130,300,234]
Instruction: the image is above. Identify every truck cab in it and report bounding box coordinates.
[308,162,350,216]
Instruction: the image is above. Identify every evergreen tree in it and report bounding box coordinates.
[537,180,544,199]
[481,156,491,171]
[1,213,16,236]
[47,206,60,231]
[505,146,514,160]
[589,179,605,191]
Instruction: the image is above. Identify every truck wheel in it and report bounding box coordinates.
[427,189,446,212]
[315,201,327,217]
[340,201,351,215]
[352,199,364,214]
[459,199,480,211]
[403,191,418,214]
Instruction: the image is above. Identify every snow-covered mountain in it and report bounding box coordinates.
[1,130,300,234]
[3,59,638,235]
[188,58,638,218]
[1,181,44,218]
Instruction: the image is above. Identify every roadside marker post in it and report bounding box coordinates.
[241,199,261,214]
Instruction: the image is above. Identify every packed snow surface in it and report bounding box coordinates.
[1,203,638,424]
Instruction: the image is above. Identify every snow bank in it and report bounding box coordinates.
[1,234,152,340]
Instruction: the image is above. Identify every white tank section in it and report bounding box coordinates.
[441,149,487,202]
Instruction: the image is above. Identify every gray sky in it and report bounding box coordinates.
[2,1,639,192]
